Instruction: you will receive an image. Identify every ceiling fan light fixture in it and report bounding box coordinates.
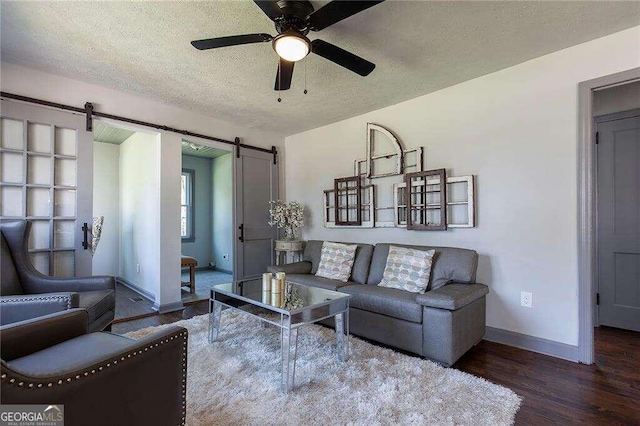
[273,33,310,62]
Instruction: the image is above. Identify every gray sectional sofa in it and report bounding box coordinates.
[268,240,489,366]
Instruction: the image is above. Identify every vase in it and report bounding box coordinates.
[283,227,298,241]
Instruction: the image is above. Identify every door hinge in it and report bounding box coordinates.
[596,293,600,305]
[595,131,599,145]
[235,137,241,158]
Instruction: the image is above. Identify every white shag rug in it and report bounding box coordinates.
[126,312,521,426]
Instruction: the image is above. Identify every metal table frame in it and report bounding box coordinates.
[209,284,350,393]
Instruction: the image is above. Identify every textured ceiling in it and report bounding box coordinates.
[93,121,135,145]
[1,1,639,136]
[182,140,231,159]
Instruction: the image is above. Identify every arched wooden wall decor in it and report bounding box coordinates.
[366,123,404,178]
[322,122,475,230]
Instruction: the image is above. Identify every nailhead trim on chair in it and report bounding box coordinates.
[0,295,72,310]
[1,330,189,426]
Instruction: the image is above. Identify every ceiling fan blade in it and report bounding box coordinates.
[274,59,294,91]
[253,0,282,20]
[311,39,375,76]
[307,1,385,31]
[191,34,272,50]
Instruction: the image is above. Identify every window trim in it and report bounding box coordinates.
[181,169,196,242]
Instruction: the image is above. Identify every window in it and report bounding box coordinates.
[181,169,195,241]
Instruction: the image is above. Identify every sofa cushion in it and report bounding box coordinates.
[304,240,374,284]
[368,244,478,291]
[78,290,115,324]
[379,246,435,294]
[285,274,356,291]
[315,242,357,282]
[1,235,23,296]
[341,285,423,323]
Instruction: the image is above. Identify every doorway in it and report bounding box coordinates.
[594,82,640,333]
[92,121,162,320]
[577,68,640,364]
[180,139,233,303]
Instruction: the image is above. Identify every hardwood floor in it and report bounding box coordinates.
[455,326,640,424]
[112,304,639,424]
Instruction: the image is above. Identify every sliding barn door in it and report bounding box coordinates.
[0,100,93,277]
[234,147,278,283]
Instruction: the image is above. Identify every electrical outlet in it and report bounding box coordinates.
[136,264,140,274]
[521,291,532,308]
[223,253,229,260]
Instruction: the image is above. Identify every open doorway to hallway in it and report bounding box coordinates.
[180,139,233,303]
[592,80,640,359]
[92,121,163,321]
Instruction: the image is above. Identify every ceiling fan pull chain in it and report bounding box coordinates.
[304,57,308,95]
[277,60,282,102]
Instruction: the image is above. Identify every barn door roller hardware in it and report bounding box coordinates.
[84,102,94,131]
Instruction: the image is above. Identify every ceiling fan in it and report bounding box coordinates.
[191,0,385,91]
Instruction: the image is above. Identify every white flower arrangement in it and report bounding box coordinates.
[268,200,304,241]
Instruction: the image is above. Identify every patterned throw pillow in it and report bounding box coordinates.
[315,242,358,282]
[378,246,435,294]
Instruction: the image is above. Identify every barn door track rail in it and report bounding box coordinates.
[1,91,278,164]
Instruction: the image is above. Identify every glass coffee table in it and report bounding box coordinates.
[209,282,351,393]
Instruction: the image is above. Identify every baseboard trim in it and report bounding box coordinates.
[153,301,185,314]
[117,277,155,302]
[213,267,233,275]
[484,326,580,363]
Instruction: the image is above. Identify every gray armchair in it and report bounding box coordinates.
[0,220,116,331]
[1,309,188,426]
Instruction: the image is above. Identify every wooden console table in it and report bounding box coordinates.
[274,240,303,265]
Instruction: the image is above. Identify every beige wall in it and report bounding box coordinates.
[285,27,640,346]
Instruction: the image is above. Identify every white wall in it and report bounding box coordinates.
[285,27,640,346]
[181,155,213,267]
[593,80,640,116]
[159,133,182,309]
[92,141,120,276]
[212,153,234,273]
[119,132,162,301]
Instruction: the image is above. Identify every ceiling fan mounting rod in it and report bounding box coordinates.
[275,16,308,35]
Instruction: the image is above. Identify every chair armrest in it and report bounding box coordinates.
[22,275,116,294]
[267,261,312,275]
[416,283,489,310]
[1,326,188,426]
[0,293,80,326]
[1,309,88,361]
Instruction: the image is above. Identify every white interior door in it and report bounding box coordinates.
[0,100,93,277]
[234,147,278,283]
